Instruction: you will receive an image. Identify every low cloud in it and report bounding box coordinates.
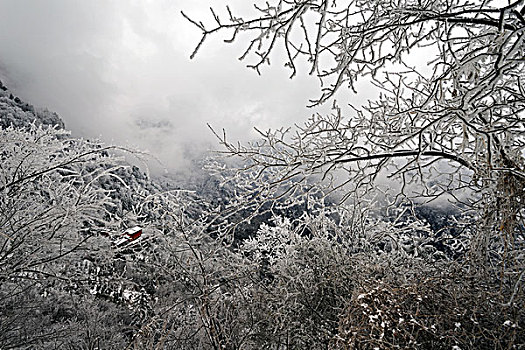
[0,0,322,173]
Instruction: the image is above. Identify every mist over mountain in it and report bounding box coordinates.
[2,0,524,346]
[0,77,466,245]
[1,67,523,348]
[0,0,325,175]
[0,79,64,129]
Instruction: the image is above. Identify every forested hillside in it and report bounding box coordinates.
[0,80,64,130]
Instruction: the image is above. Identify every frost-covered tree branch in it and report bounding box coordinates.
[185,6,525,343]
[189,0,525,245]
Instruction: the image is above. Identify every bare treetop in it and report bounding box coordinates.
[186,0,525,258]
[185,0,525,102]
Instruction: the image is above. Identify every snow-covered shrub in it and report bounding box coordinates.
[0,124,147,348]
[335,269,523,349]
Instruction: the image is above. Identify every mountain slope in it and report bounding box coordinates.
[0,79,64,129]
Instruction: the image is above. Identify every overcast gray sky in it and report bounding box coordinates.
[0,0,324,171]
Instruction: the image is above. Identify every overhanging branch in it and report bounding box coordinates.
[334,150,473,170]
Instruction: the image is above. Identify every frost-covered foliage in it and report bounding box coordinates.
[238,215,356,348]
[337,274,522,349]
[181,0,525,348]
[0,79,64,129]
[190,0,525,261]
[0,125,120,281]
[0,123,195,348]
[0,124,131,347]
[2,0,525,347]
[156,210,521,349]
[0,122,246,348]
[0,122,522,348]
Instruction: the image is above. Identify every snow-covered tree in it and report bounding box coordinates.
[183,0,525,347]
[0,125,122,282]
[186,0,524,255]
[0,124,131,347]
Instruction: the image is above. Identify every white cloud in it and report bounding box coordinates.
[0,0,321,172]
